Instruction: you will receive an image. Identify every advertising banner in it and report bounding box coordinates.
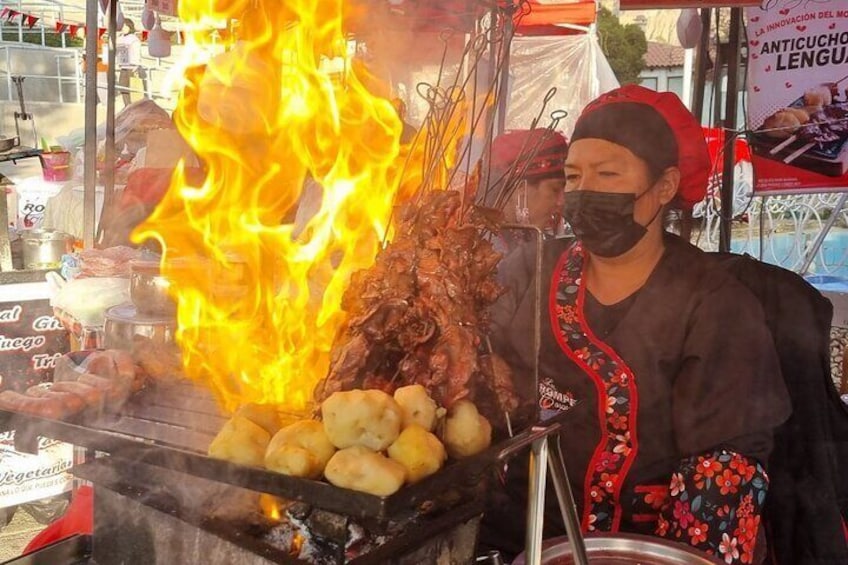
[0,432,74,508]
[745,0,848,194]
[620,0,757,9]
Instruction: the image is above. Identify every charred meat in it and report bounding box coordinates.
[315,190,519,419]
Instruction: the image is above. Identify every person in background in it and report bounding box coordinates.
[482,128,568,251]
[116,20,148,107]
[391,98,417,145]
[480,85,791,564]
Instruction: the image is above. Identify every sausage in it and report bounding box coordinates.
[0,390,66,420]
[25,385,86,415]
[85,351,117,379]
[86,350,143,392]
[51,381,104,409]
[79,373,129,411]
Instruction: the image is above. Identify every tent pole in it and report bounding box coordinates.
[719,8,742,253]
[98,0,118,245]
[691,8,711,123]
[710,9,723,132]
[480,7,500,194]
[82,0,99,249]
[495,8,513,136]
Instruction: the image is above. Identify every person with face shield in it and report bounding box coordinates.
[480,85,791,564]
[483,129,568,251]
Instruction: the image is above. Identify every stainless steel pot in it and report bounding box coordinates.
[103,303,176,351]
[129,260,176,316]
[512,534,724,565]
[21,229,74,270]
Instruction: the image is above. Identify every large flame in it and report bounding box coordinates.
[134,0,463,413]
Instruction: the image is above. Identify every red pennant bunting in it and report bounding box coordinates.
[98,27,107,38]
[141,31,149,41]
[25,15,38,29]
[6,10,18,22]
[0,8,8,20]
[69,24,80,37]
[55,22,69,34]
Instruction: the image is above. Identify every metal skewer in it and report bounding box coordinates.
[783,141,815,164]
[769,134,797,154]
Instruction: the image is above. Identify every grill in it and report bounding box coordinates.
[0,379,565,564]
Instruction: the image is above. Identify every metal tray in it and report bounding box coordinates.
[751,93,848,164]
[0,391,566,527]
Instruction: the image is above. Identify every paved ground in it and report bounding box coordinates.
[0,509,44,561]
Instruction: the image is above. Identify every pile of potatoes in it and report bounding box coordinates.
[207,385,493,496]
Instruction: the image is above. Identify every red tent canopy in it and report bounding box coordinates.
[364,1,596,34]
[514,0,597,35]
[703,127,751,168]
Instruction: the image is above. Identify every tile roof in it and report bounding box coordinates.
[643,41,686,69]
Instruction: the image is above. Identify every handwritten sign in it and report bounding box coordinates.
[0,298,69,392]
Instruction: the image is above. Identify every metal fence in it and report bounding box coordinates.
[0,42,178,107]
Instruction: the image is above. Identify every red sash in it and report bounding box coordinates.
[548,242,640,532]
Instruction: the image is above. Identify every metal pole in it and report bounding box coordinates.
[548,436,589,565]
[710,9,723,133]
[82,0,99,248]
[682,48,694,110]
[496,9,513,136]
[16,0,22,43]
[692,8,712,123]
[57,58,63,103]
[799,192,848,275]
[525,436,549,565]
[719,8,742,252]
[75,51,81,104]
[5,48,13,103]
[99,0,118,245]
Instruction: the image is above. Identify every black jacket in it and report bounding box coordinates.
[713,252,848,565]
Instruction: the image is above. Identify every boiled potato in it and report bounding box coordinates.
[265,420,336,479]
[324,446,406,496]
[393,385,438,431]
[444,400,492,458]
[208,415,271,467]
[236,403,282,436]
[388,425,446,484]
[321,389,403,451]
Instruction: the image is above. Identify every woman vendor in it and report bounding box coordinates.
[481,85,791,563]
[484,128,568,242]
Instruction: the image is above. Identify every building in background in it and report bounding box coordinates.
[638,41,685,98]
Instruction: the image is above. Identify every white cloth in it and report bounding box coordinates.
[116,33,142,69]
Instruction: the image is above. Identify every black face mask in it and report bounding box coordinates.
[562,189,660,258]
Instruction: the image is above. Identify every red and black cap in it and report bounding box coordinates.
[571,85,710,209]
[491,129,568,182]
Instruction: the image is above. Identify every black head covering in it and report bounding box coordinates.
[570,101,679,181]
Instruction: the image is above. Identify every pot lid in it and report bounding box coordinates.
[104,303,176,325]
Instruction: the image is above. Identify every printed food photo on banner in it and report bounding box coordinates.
[745,0,848,194]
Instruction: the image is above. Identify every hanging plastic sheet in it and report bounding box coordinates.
[504,34,619,135]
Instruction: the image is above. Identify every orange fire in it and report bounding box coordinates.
[133,0,464,413]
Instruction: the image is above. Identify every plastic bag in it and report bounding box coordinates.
[50,277,130,327]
